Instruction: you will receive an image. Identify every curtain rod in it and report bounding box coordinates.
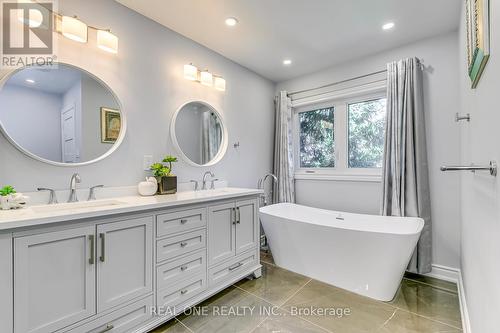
[287,58,425,98]
[287,69,387,97]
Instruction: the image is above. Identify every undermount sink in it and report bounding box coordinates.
[31,200,126,214]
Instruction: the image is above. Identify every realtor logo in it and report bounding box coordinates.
[1,1,56,68]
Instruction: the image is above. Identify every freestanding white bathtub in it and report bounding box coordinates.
[259,203,424,301]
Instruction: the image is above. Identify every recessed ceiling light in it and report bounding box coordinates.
[382,22,395,30]
[25,79,35,84]
[283,59,292,66]
[225,17,238,27]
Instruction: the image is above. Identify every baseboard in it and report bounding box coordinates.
[423,265,470,332]
[457,271,472,333]
[424,264,460,283]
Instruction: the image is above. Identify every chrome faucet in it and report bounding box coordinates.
[258,173,278,206]
[68,173,81,203]
[258,173,278,189]
[202,171,215,190]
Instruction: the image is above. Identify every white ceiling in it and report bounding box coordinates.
[116,0,461,82]
[8,66,82,94]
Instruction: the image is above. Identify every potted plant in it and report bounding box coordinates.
[0,185,16,210]
[150,155,178,194]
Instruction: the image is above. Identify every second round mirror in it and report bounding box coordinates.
[171,101,227,166]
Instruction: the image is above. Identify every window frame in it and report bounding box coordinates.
[293,89,386,182]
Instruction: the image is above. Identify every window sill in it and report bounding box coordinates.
[294,173,382,182]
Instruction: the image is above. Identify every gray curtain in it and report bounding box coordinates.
[381,57,432,274]
[273,91,295,203]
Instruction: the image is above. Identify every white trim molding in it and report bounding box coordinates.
[424,265,471,333]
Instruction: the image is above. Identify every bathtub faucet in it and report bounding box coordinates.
[258,173,278,206]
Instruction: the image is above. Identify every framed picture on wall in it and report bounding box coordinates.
[466,0,490,88]
[100,107,121,143]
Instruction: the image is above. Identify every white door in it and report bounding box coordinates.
[235,199,259,255]
[61,104,78,163]
[14,226,96,333]
[208,202,236,266]
[97,216,153,312]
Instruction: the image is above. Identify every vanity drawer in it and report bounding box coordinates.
[156,208,206,238]
[157,229,206,263]
[157,250,207,290]
[208,250,258,287]
[68,295,153,333]
[156,273,207,310]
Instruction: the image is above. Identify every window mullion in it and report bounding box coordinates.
[335,103,347,172]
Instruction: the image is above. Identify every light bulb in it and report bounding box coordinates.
[61,16,88,43]
[200,70,213,87]
[184,64,198,81]
[214,76,226,91]
[97,30,118,54]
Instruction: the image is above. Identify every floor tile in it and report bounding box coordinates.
[252,310,330,333]
[404,272,458,294]
[377,310,462,333]
[235,263,310,306]
[179,286,274,333]
[260,249,275,265]
[283,279,396,333]
[390,279,462,329]
[150,318,192,333]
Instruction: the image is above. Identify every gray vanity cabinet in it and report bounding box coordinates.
[96,216,153,312]
[14,226,97,333]
[208,199,259,267]
[13,216,153,333]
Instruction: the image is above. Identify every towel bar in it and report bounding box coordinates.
[440,161,497,176]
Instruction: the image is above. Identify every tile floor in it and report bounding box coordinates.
[151,251,462,333]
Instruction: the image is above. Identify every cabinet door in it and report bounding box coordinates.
[14,226,96,333]
[97,216,153,312]
[208,202,236,266]
[235,199,259,255]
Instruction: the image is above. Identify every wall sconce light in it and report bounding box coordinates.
[17,7,120,55]
[200,70,213,87]
[183,64,225,92]
[61,16,88,43]
[214,76,226,91]
[184,64,198,81]
[97,30,118,54]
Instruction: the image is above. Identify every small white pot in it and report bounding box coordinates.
[1,195,11,210]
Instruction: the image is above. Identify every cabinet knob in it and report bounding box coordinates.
[180,219,188,224]
[180,242,188,247]
[181,289,188,295]
[181,265,188,271]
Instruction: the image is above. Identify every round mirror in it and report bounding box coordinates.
[0,63,125,166]
[171,101,227,166]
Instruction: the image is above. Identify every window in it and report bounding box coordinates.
[348,98,386,168]
[299,107,335,168]
[294,91,387,180]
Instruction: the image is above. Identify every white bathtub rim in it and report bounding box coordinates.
[259,203,424,236]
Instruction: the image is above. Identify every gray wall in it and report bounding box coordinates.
[0,0,275,192]
[277,31,461,271]
[458,2,500,331]
[0,85,62,161]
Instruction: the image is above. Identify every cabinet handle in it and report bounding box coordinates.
[181,289,188,295]
[232,208,236,225]
[181,265,188,271]
[180,219,188,224]
[228,262,243,271]
[99,233,106,262]
[97,324,114,333]
[236,207,241,224]
[180,241,188,247]
[88,235,95,265]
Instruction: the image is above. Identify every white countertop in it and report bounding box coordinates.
[0,187,263,231]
